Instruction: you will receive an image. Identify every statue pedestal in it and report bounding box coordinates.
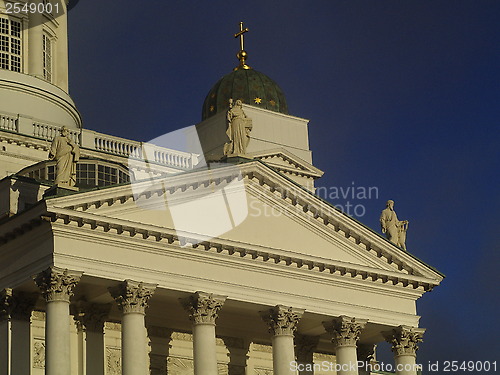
[221,154,253,164]
[43,185,79,198]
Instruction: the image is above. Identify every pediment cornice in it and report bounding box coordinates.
[247,149,324,179]
[3,161,443,287]
[15,206,438,295]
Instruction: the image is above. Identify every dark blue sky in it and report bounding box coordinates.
[68,1,499,370]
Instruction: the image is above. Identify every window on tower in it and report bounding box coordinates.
[0,17,22,72]
[43,34,52,82]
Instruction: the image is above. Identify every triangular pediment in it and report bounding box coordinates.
[247,149,324,178]
[43,161,442,285]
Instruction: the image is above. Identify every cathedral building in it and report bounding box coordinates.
[0,3,443,375]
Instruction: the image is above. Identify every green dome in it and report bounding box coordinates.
[202,68,289,120]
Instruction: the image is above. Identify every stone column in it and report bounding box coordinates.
[34,267,82,375]
[357,344,376,375]
[11,292,38,375]
[261,305,304,375]
[383,326,425,375]
[323,316,368,375]
[73,303,111,375]
[181,291,226,375]
[0,289,13,375]
[295,335,319,375]
[109,280,156,375]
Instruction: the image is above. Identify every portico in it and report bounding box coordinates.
[0,158,442,374]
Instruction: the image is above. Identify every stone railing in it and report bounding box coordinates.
[0,113,18,132]
[0,111,198,170]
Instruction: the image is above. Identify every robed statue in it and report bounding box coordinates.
[224,99,253,156]
[380,200,409,250]
[49,126,80,188]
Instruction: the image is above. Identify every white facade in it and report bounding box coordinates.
[0,3,443,375]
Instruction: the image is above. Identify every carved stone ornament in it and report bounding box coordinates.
[0,288,13,321]
[181,291,226,325]
[33,267,82,303]
[106,347,121,375]
[384,326,425,357]
[73,303,111,333]
[261,305,304,336]
[1,289,38,321]
[109,279,156,314]
[323,316,368,347]
[33,339,46,369]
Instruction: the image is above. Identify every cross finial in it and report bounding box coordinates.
[233,22,251,70]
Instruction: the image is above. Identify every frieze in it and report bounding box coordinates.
[105,321,121,331]
[171,331,193,342]
[252,343,273,353]
[254,368,273,375]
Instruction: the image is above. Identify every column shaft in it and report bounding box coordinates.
[181,292,226,375]
[395,354,419,375]
[45,300,71,375]
[109,280,156,375]
[86,330,105,375]
[193,323,218,375]
[0,320,10,375]
[383,326,425,375]
[33,267,82,375]
[336,345,359,375]
[272,334,296,375]
[323,316,368,375]
[122,313,148,375]
[11,319,31,375]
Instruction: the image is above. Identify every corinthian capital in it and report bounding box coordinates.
[33,267,82,303]
[73,303,111,333]
[109,280,156,315]
[383,326,425,357]
[323,316,368,347]
[261,305,304,336]
[0,288,13,321]
[181,291,226,325]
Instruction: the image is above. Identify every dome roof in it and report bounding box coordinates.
[202,68,289,120]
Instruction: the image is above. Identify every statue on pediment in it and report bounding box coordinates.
[49,126,80,188]
[380,200,409,250]
[224,99,253,156]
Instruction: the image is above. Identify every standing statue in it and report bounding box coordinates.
[224,99,253,156]
[49,126,80,188]
[380,200,409,250]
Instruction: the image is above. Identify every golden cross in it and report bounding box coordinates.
[234,22,249,51]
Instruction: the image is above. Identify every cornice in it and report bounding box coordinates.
[43,162,441,280]
[1,161,442,289]
[34,207,438,293]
